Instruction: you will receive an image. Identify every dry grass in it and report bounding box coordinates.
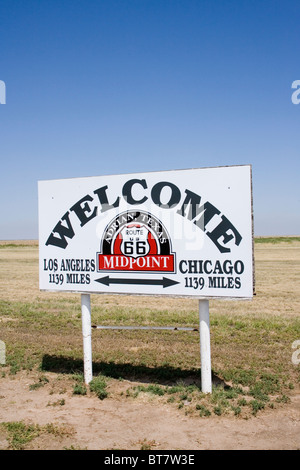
[0,239,299,400]
[1,238,299,316]
[0,238,299,449]
[0,239,38,246]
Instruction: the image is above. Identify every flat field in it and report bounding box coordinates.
[0,238,299,450]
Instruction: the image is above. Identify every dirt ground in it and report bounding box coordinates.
[0,240,299,450]
[0,369,299,450]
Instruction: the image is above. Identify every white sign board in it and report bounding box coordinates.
[38,165,254,299]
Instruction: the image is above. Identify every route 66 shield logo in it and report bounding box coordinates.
[119,224,151,259]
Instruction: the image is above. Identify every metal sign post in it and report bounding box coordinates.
[80,294,213,393]
[199,299,212,393]
[81,293,93,384]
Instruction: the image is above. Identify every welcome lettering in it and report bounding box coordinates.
[45,178,242,253]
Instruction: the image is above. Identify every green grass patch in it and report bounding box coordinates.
[255,236,300,243]
[127,384,166,398]
[1,421,40,450]
[0,421,73,449]
[89,375,108,400]
[73,383,87,395]
[29,375,49,391]
[0,243,38,249]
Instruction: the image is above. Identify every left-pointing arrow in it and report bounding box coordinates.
[95,276,179,288]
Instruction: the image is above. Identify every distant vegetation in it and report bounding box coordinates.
[255,236,300,243]
[1,236,300,248]
[0,240,38,247]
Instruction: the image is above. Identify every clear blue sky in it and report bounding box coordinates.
[1,0,299,239]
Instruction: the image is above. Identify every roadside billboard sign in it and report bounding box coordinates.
[38,165,254,299]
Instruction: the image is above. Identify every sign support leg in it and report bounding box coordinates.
[81,293,93,384]
[199,299,212,393]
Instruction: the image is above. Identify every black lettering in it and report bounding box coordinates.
[179,260,188,273]
[177,189,221,231]
[223,260,233,274]
[206,215,242,253]
[213,260,223,274]
[60,258,95,271]
[188,260,199,273]
[66,273,90,284]
[122,179,148,205]
[204,260,212,274]
[70,195,97,227]
[151,181,181,209]
[43,258,58,271]
[66,273,74,283]
[93,185,120,213]
[46,212,75,249]
[234,260,244,274]
[208,275,241,289]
